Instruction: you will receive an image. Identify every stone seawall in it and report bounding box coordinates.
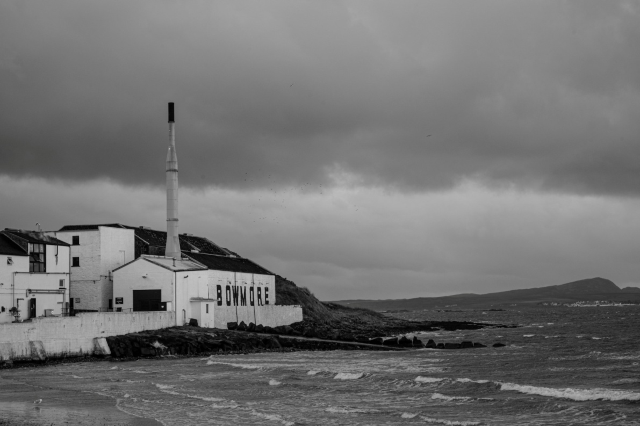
[0,312,175,362]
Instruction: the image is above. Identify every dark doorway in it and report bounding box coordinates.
[108,299,112,310]
[29,298,36,318]
[133,290,162,311]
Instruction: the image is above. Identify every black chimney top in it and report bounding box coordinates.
[168,102,174,123]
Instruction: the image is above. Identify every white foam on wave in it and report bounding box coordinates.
[154,383,236,406]
[109,367,118,370]
[421,417,480,425]
[456,378,489,384]
[206,361,261,369]
[523,334,535,338]
[499,382,640,401]
[269,379,281,386]
[307,370,320,375]
[612,378,640,384]
[326,406,378,414]
[401,412,419,418]
[415,376,445,383]
[334,372,364,380]
[71,375,84,379]
[250,410,294,426]
[431,393,470,402]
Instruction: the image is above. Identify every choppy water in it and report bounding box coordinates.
[2,307,640,425]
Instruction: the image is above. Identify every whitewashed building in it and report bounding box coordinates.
[0,230,70,323]
[47,225,135,312]
[112,252,301,328]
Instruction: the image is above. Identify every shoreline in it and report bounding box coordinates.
[0,376,162,426]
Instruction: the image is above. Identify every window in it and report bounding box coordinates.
[72,257,80,267]
[7,257,12,265]
[59,279,65,288]
[206,304,209,314]
[72,235,80,245]
[29,243,46,272]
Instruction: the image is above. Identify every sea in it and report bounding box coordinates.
[1,306,639,425]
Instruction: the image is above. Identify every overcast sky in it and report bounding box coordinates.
[2,1,640,300]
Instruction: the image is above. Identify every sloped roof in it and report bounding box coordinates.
[0,233,28,256]
[184,252,274,275]
[58,223,125,231]
[112,255,208,273]
[3,229,70,246]
[143,255,208,272]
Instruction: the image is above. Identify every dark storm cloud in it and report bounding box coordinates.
[1,1,639,195]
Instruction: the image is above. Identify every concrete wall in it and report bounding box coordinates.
[212,303,302,328]
[45,245,70,273]
[0,311,175,362]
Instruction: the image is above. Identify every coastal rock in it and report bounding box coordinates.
[444,343,461,349]
[355,335,369,344]
[237,321,248,332]
[436,343,445,349]
[461,341,474,349]
[369,337,384,345]
[248,322,256,332]
[398,336,413,347]
[227,322,238,330]
[383,337,399,346]
[493,343,506,348]
[412,337,425,348]
[473,342,487,348]
[264,326,275,334]
[425,339,437,348]
[188,319,199,327]
[255,324,265,333]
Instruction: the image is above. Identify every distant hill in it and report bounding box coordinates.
[331,277,640,311]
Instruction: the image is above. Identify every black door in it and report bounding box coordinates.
[133,290,162,311]
[29,298,36,318]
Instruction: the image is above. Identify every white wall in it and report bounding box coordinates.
[13,272,70,320]
[0,254,29,323]
[0,311,175,361]
[113,258,175,313]
[50,227,135,310]
[45,245,70,273]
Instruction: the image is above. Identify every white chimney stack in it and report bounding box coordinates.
[165,102,181,259]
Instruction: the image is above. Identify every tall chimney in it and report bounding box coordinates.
[165,102,181,259]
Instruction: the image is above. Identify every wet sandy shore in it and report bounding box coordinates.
[0,376,161,426]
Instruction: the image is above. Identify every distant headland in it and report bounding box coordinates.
[330,277,640,311]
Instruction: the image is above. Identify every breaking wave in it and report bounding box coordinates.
[499,382,640,401]
[415,376,445,383]
[269,379,282,386]
[206,361,261,369]
[401,412,419,418]
[431,393,470,402]
[250,410,294,426]
[456,378,489,384]
[421,416,480,425]
[334,372,365,380]
[307,370,320,375]
[325,406,378,414]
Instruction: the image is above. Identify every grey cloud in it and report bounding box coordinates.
[1,1,640,195]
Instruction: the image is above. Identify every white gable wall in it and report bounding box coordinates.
[49,227,134,311]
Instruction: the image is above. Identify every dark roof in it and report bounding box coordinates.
[184,252,274,275]
[3,229,70,246]
[58,223,125,231]
[0,233,28,256]
[178,234,233,256]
